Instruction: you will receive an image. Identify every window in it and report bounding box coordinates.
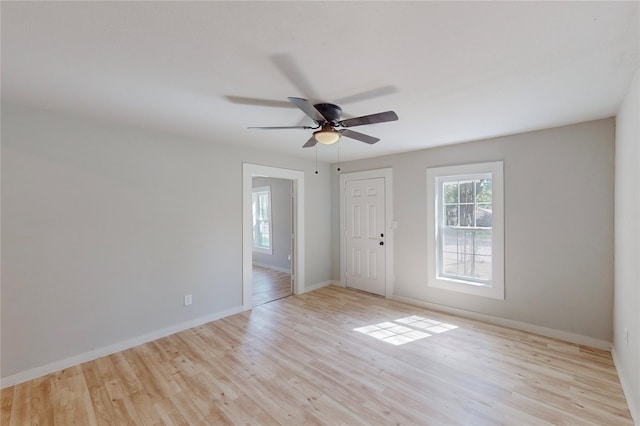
[427,161,504,299]
[252,186,272,254]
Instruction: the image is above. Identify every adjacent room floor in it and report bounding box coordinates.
[1,285,632,425]
[252,264,292,307]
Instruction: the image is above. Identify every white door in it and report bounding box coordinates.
[345,177,386,296]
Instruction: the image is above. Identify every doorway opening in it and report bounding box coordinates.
[251,177,293,306]
[242,164,305,310]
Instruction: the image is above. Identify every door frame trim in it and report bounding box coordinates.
[242,163,305,310]
[339,168,394,297]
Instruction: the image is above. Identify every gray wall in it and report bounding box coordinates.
[1,103,332,378]
[332,119,615,342]
[1,99,627,394]
[252,177,292,272]
[614,69,639,421]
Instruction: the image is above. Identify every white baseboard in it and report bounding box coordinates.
[0,305,244,389]
[303,280,335,293]
[390,295,612,351]
[612,346,640,425]
[252,262,291,274]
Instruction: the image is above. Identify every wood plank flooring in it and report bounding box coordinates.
[1,285,633,425]
[252,265,292,307]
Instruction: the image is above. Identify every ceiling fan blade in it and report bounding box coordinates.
[333,85,398,105]
[248,126,315,130]
[225,95,294,108]
[339,129,380,144]
[270,54,320,100]
[340,111,399,127]
[303,136,318,148]
[288,97,327,123]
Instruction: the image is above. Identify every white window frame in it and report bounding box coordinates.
[426,161,504,300]
[252,186,273,255]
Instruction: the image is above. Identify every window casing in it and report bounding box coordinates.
[252,186,272,254]
[427,162,504,299]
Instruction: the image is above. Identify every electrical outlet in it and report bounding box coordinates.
[624,328,628,345]
[184,294,193,306]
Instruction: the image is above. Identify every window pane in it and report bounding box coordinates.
[442,252,458,276]
[475,230,492,256]
[459,204,474,227]
[458,231,475,255]
[259,220,270,246]
[442,230,492,283]
[443,182,458,204]
[252,188,272,251]
[460,181,474,203]
[445,205,458,226]
[459,252,474,277]
[259,193,269,219]
[475,205,492,227]
[474,255,492,281]
[476,179,492,203]
[442,229,458,253]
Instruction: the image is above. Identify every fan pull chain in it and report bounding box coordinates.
[337,141,341,172]
[315,145,318,174]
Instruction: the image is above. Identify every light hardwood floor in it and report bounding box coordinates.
[252,265,292,307]
[1,285,633,425]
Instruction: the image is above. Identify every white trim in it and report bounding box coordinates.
[426,161,505,300]
[0,305,243,389]
[252,262,291,274]
[304,280,335,292]
[612,347,640,425]
[243,164,305,310]
[391,294,611,351]
[339,168,394,298]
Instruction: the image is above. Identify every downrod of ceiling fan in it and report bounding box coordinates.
[313,103,343,123]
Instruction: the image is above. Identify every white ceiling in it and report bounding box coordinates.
[2,1,638,162]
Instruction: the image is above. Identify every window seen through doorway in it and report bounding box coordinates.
[252,186,272,254]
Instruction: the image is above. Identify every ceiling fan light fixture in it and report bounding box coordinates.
[314,127,340,145]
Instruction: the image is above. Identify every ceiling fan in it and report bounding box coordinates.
[248,97,398,148]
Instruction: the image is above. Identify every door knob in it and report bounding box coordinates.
[379,241,384,246]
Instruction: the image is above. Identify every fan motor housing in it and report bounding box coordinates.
[314,103,342,122]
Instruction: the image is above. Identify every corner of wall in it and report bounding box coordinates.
[613,67,640,425]
[612,346,640,424]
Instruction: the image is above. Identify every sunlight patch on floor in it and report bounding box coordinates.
[353,315,459,346]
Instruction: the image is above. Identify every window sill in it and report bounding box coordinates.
[428,276,504,300]
[437,276,490,287]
